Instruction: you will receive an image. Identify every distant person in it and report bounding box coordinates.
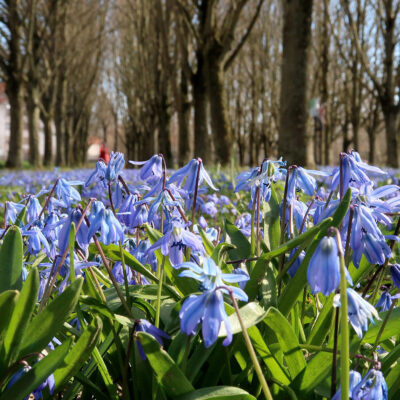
[99,142,110,163]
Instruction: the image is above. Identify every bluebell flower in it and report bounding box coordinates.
[129,154,163,183]
[55,178,82,206]
[179,289,231,348]
[352,369,388,400]
[27,196,42,223]
[87,203,124,245]
[390,264,400,288]
[331,151,386,194]
[288,248,306,277]
[131,239,157,272]
[201,201,218,217]
[307,236,352,296]
[177,258,249,348]
[235,213,252,237]
[85,160,107,187]
[177,258,249,300]
[287,166,328,199]
[376,291,393,312]
[136,319,170,360]
[105,152,125,182]
[334,288,380,338]
[112,261,135,285]
[23,226,51,256]
[146,218,204,266]
[332,370,362,400]
[7,363,55,399]
[168,158,218,192]
[5,201,25,225]
[57,209,89,253]
[118,193,146,229]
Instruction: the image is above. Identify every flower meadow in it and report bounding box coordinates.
[0,152,399,399]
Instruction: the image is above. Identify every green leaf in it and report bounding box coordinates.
[278,189,351,316]
[198,226,215,256]
[385,362,400,395]
[362,308,400,344]
[211,243,236,265]
[18,278,83,357]
[0,290,18,341]
[260,262,277,308]
[0,339,71,400]
[0,268,39,371]
[225,220,251,261]
[263,307,306,380]
[69,223,76,282]
[307,294,334,346]
[218,302,268,338]
[136,332,194,397]
[53,317,102,391]
[175,386,256,400]
[263,185,281,251]
[348,256,373,285]
[382,341,400,375]
[0,226,23,293]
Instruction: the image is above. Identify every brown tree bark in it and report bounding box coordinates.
[26,85,41,167]
[279,0,315,167]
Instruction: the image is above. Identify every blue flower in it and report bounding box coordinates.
[5,201,25,225]
[23,226,50,256]
[335,288,380,338]
[288,248,306,277]
[177,258,249,348]
[55,178,82,206]
[129,154,163,182]
[136,319,170,360]
[87,202,124,245]
[146,218,204,266]
[179,289,232,348]
[352,369,388,400]
[27,197,42,224]
[390,264,400,288]
[105,152,125,182]
[85,160,107,187]
[168,158,218,192]
[178,258,249,299]
[112,261,135,285]
[376,291,392,312]
[307,236,350,296]
[332,370,362,400]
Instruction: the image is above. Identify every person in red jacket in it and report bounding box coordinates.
[99,142,110,163]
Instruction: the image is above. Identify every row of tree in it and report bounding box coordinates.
[1,0,400,168]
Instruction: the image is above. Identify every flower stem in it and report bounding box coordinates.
[227,289,274,400]
[191,158,202,231]
[155,255,166,328]
[372,299,397,353]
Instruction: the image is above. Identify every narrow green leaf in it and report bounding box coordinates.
[0,290,18,341]
[263,307,306,379]
[175,386,256,400]
[225,220,251,261]
[211,243,236,265]
[198,226,215,256]
[362,308,400,344]
[263,185,281,251]
[136,332,194,397]
[0,339,71,400]
[218,302,268,337]
[19,278,83,357]
[0,226,23,293]
[307,294,334,346]
[1,268,39,371]
[53,317,102,391]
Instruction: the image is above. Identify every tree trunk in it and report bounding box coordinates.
[55,77,66,166]
[42,113,53,166]
[279,0,315,167]
[192,55,210,163]
[178,70,191,166]
[27,85,41,167]
[208,58,232,166]
[6,82,24,168]
[157,97,172,164]
[382,105,399,167]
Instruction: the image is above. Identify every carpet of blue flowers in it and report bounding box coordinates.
[0,150,399,399]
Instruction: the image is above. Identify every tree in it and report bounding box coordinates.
[279,0,315,167]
